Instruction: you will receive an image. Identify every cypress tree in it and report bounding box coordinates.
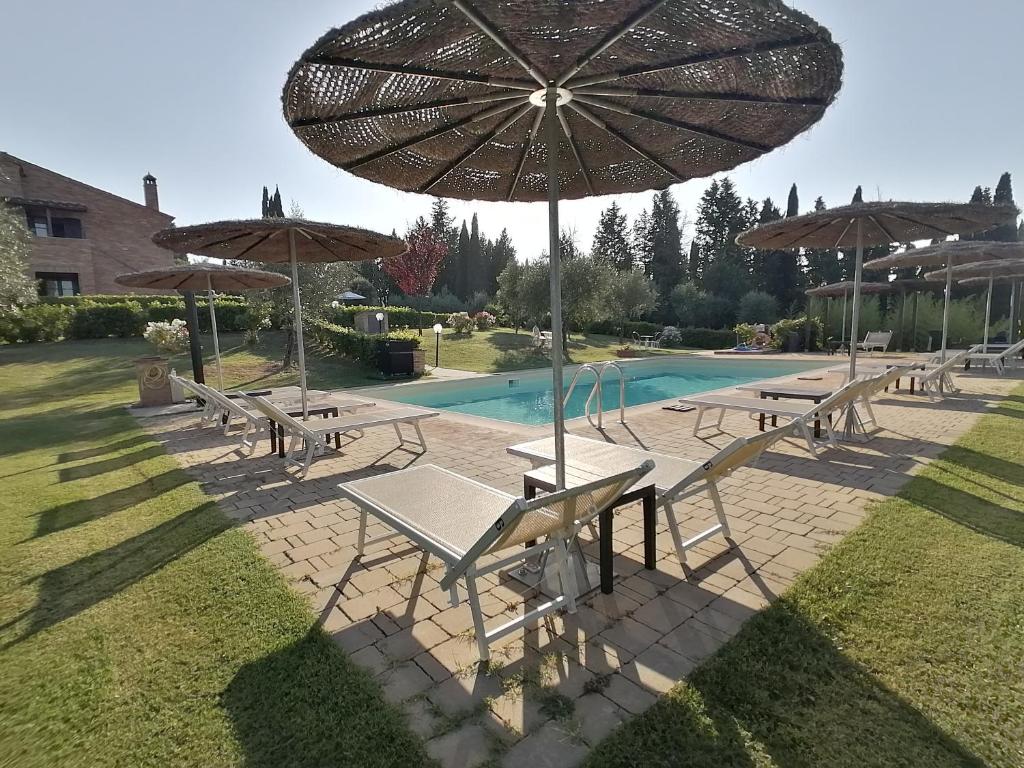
[649,189,685,299]
[592,201,633,270]
[851,185,864,204]
[261,186,270,218]
[271,186,284,217]
[457,220,470,299]
[468,213,483,295]
[786,184,799,217]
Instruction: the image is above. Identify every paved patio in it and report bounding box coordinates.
[141,360,1021,767]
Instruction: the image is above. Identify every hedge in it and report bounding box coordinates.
[326,305,448,331]
[307,319,420,366]
[670,327,737,350]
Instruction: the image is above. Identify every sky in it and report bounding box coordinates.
[2,1,1021,260]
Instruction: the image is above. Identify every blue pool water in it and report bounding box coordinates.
[374,358,823,426]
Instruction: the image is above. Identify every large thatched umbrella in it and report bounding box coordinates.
[153,220,407,416]
[922,249,1024,350]
[864,239,1021,360]
[116,264,290,390]
[739,203,1015,376]
[282,0,845,488]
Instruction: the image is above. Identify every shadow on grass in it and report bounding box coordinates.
[586,603,986,768]
[3,502,228,647]
[898,474,1024,548]
[57,445,166,482]
[221,629,434,768]
[58,433,153,463]
[33,469,190,538]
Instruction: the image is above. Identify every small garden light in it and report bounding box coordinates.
[375,311,384,335]
[432,323,443,368]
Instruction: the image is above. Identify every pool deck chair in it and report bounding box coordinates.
[508,424,796,569]
[857,331,893,354]
[242,395,438,477]
[677,379,872,457]
[338,461,653,662]
[965,338,1024,376]
[913,347,979,401]
[169,375,221,426]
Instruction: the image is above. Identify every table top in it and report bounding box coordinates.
[736,384,834,398]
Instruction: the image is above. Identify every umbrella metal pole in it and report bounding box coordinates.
[841,291,848,345]
[207,274,224,391]
[843,220,865,441]
[911,293,920,352]
[545,87,566,491]
[897,290,906,352]
[289,231,309,419]
[983,275,994,352]
[940,262,953,363]
[1010,281,1020,345]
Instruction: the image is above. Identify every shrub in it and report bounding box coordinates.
[769,316,823,351]
[473,311,497,331]
[733,323,757,344]
[447,312,475,335]
[670,283,736,329]
[736,291,780,324]
[467,291,491,315]
[327,304,448,331]
[586,319,662,338]
[659,326,683,347]
[308,320,420,367]
[0,303,76,343]
[143,319,189,355]
[673,327,737,350]
[68,302,145,339]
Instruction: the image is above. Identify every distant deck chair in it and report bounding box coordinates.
[857,331,892,354]
[241,394,438,477]
[508,423,796,569]
[914,346,981,400]
[677,378,875,457]
[965,338,1024,376]
[338,460,653,661]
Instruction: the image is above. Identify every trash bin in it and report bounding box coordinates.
[784,332,801,353]
[377,340,417,376]
[134,356,173,407]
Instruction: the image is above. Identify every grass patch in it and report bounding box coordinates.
[586,384,1024,768]
[0,341,433,765]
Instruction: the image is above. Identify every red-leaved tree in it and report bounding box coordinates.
[382,220,449,332]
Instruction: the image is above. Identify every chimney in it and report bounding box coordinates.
[143,173,159,210]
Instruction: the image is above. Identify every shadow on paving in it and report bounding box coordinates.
[220,628,435,768]
[32,469,190,539]
[2,502,228,648]
[585,602,988,768]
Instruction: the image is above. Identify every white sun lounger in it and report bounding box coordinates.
[964,338,1024,376]
[676,379,876,456]
[507,424,796,568]
[339,461,652,661]
[242,395,438,476]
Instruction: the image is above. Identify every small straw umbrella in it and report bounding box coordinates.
[864,239,1021,360]
[153,220,407,416]
[806,281,891,348]
[115,264,290,390]
[923,251,1024,351]
[282,0,844,489]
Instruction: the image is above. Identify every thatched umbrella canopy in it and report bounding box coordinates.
[153,220,407,415]
[116,264,291,390]
[921,251,1024,349]
[283,0,844,489]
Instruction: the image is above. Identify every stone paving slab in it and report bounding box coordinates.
[141,364,1022,766]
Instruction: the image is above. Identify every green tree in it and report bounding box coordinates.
[753,197,802,309]
[467,213,484,295]
[649,189,685,299]
[992,172,1018,241]
[692,177,753,293]
[456,220,470,299]
[786,183,800,218]
[737,290,780,324]
[633,208,655,276]
[610,270,658,341]
[495,258,527,333]
[0,204,37,309]
[261,186,270,218]
[804,197,842,286]
[430,198,459,295]
[487,228,516,294]
[851,185,864,204]
[592,201,633,270]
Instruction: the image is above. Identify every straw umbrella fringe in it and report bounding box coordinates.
[283,0,845,489]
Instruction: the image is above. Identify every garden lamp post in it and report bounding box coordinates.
[376,312,385,336]
[433,323,443,368]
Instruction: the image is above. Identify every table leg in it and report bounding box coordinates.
[813,398,822,439]
[771,395,779,427]
[758,393,766,432]
[642,491,656,571]
[278,424,285,458]
[269,420,277,455]
[524,480,537,550]
[331,408,340,448]
[599,509,613,594]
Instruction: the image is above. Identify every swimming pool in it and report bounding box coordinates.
[368,357,825,426]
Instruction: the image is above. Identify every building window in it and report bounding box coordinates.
[24,206,84,238]
[36,272,80,297]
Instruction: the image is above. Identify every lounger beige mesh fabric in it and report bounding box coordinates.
[965,339,1024,376]
[508,424,795,568]
[857,331,892,353]
[242,394,438,476]
[676,379,876,457]
[339,461,653,661]
[916,347,980,400]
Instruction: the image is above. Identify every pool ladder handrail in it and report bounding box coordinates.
[563,361,627,430]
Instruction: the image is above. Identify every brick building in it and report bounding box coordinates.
[0,152,176,296]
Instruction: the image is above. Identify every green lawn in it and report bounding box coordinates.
[0,340,434,767]
[586,385,1024,768]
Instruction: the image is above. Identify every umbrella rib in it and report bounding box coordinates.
[557,0,672,86]
[302,55,536,90]
[566,101,684,183]
[172,275,192,291]
[833,219,856,250]
[558,107,595,195]
[508,109,545,201]
[191,231,253,251]
[565,34,823,89]
[302,228,371,257]
[574,85,828,108]
[288,93,524,128]
[451,0,547,86]
[419,102,534,194]
[881,212,956,238]
[234,232,275,260]
[346,101,525,171]
[774,217,838,250]
[867,215,899,244]
[574,94,772,153]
